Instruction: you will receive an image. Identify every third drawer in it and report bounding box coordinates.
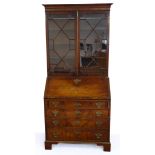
[46,118,110,129]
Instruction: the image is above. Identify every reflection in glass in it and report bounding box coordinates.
[48,14,75,73]
[80,12,109,74]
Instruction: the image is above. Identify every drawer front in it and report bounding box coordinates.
[46,128,109,141]
[46,118,109,129]
[47,100,109,109]
[46,109,109,119]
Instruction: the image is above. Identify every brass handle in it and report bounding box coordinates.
[52,132,59,138]
[74,102,82,107]
[95,133,102,139]
[73,120,81,125]
[51,101,59,107]
[75,110,81,116]
[52,120,59,126]
[52,110,59,117]
[96,111,103,117]
[74,131,81,135]
[73,79,81,85]
[96,121,103,126]
[95,102,104,108]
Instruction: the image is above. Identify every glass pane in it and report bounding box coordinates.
[80,12,109,75]
[47,13,76,73]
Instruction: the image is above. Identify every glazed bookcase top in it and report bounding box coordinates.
[43,4,112,76]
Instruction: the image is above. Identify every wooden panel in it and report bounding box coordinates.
[46,118,109,129]
[43,4,113,12]
[46,128,109,141]
[46,128,63,141]
[44,76,110,99]
[47,100,109,109]
[46,109,109,119]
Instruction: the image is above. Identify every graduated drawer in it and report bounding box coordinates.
[46,100,109,109]
[46,109,109,119]
[46,128,109,141]
[46,118,110,129]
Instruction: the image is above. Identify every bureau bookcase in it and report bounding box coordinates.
[43,3,112,151]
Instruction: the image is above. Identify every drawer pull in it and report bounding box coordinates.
[96,111,103,117]
[51,101,59,107]
[74,131,81,135]
[75,110,81,116]
[74,102,82,107]
[96,102,104,108]
[52,120,59,126]
[96,121,103,126]
[52,132,59,138]
[52,110,59,116]
[73,120,81,125]
[95,133,102,139]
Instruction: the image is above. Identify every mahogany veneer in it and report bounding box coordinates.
[43,3,112,152]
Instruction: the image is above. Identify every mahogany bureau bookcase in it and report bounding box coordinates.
[43,3,112,151]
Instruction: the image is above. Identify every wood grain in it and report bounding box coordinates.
[43,3,112,152]
[44,76,110,99]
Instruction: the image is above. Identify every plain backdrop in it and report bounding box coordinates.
[0,0,155,155]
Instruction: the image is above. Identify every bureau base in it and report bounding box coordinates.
[45,141,111,152]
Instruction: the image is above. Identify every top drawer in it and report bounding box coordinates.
[45,100,109,109]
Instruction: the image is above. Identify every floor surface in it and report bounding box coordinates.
[35,133,120,155]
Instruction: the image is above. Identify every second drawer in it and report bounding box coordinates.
[46,109,109,119]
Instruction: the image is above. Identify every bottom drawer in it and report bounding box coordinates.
[46,128,109,141]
